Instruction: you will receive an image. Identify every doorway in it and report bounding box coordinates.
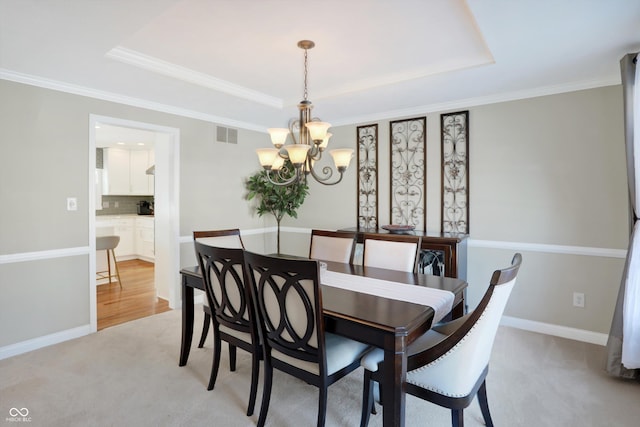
[89,115,180,333]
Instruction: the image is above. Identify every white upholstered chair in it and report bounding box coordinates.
[309,229,357,264]
[243,251,371,427]
[193,229,245,348]
[359,253,523,427]
[362,233,422,273]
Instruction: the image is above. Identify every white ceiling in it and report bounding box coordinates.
[1,0,639,134]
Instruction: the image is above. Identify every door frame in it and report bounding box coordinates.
[88,114,180,332]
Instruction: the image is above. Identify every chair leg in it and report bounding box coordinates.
[451,409,464,427]
[360,370,374,427]
[110,249,122,289]
[106,249,112,285]
[317,385,328,427]
[198,313,210,348]
[246,352,260,416]
[257,359,273,427]
[229,343,237,371]
[477,380,494,427]
[207,330,222,391]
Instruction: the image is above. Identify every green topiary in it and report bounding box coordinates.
[245,161,309,254]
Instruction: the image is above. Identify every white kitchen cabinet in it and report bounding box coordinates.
[103,148,154,195]
[135,216,155,262]
[103,148,130,195]
[95,216,135,261]
[130,150,152,195]
[114,219,135,259]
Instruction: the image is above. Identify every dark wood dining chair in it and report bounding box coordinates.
[243,251,371,427]
[193,241,262,417]
[309,229,357,264]
[362,232,422,273]
[193,229,245,348]
[359,253,523,427]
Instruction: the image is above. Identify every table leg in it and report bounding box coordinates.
[382,341,407,427]
[179,275,195,366]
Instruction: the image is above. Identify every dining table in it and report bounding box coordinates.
[179,258,467,427]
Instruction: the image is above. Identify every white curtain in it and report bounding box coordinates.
[607,53,640,378]
[623,58,640,369]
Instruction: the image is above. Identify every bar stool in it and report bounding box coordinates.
[96,235,123,288]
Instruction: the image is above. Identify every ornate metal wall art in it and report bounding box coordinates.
[357,124,379,229]
[441,111,469,234]
[389,117,426,230]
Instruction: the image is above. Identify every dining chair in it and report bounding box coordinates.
[243,251,372,427]
[193,241,262,416]
[193,229,245,348]
[362,233,423,273]
[309,229,357,264]
[359,253,523,427]
[96,235,123,288]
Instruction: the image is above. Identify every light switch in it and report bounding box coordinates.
[103,201,109,208]
[67,197,78,211]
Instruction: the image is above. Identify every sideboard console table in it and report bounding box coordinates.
[339,227,468,281]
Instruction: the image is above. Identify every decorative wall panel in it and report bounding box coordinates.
[441,111,469,233]
[357,124,378,229]
[389,117,426,230]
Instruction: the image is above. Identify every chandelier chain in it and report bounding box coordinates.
[303,47,309,101]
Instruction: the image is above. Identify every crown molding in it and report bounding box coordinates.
[105,47,283,109]
[0,68,265,132]
[1,68,619,132]
[330,76,621,127]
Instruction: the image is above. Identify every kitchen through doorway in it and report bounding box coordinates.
[90,116,180,331]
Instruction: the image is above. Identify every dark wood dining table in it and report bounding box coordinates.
[179,259,467,427]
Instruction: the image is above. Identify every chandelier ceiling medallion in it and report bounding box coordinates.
[255,40,354,186]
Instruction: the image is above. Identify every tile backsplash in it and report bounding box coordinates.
[97,195,154,216]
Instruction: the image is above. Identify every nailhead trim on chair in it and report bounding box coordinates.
[406,305,492,398]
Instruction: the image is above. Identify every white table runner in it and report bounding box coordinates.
[320,270,455,324]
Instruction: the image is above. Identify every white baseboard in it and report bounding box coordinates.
[501,315,608,346]
[0,324,92,360]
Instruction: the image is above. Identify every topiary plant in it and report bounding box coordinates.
[245,160,309,254]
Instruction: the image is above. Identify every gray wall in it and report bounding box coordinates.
[279,86,628,335]
[0,79,628,352]
[0,79,267,348]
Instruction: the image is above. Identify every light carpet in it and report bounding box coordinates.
[1,307,639,427]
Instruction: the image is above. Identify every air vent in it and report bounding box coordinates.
[217,126,238,144]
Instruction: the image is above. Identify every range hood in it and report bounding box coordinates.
[146,165,155,175]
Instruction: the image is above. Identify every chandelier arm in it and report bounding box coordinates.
[288,119,300,145]
[308,145,322,160]
[308,164,344,186]
[265,168,300,186]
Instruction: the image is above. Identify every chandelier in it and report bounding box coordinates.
[255,40,354,186]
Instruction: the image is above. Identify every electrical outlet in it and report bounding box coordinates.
[573,292,585,308]
[66,197,77,211]
[102,201,109,208]
[114,201,119,208]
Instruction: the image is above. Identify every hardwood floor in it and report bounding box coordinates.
[97,259,171,331]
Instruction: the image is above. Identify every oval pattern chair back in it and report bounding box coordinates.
[96,235,122,288]
[243,251,371,427]
[362,233,422,273]
[192,230,245,353]
[309,229,356,264]
[193,241,261,417]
